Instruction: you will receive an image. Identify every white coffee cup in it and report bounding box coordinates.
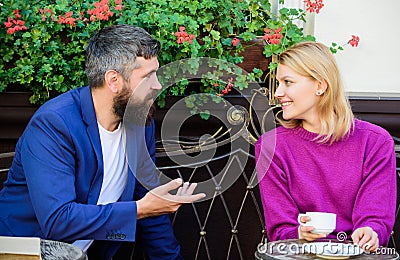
[297,212,336,234]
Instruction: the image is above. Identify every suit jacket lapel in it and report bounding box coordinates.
[80,86,104,204]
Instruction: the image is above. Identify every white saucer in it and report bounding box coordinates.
[315,255,350,259]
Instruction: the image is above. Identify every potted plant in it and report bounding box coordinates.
[0,0,359,105]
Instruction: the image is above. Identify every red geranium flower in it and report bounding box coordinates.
[263,27,283,45]
[4,9,27,34]
[175,26,196,44]
[231,37,240,47]
[348,35,360,47]
[304,0,324,14]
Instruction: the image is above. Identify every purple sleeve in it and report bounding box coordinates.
[255,136,300,241]
[352,138,397,246]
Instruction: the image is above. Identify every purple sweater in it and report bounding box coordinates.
[255,119,396,245]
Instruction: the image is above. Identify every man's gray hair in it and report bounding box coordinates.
[85,24,161,88]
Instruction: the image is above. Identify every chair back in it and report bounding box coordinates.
[0,152,15,190]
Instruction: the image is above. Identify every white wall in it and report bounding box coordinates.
[313,0,400,97]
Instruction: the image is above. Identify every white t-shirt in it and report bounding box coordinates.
[97,122,128,205]
[73,122,128,252]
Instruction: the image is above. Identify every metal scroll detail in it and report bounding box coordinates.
[156,87,280,157]
[153,88,278,259]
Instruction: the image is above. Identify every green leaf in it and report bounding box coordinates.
[200,110,211,120]
[279,7,289,15]
[268,62,278,71]
[222,38,232,46]
[263,45,273,58]
[210,30,220,41]
[22,32,32,38]
[157,98,166,108]
[185,98,195,108]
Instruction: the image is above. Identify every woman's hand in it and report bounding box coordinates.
[351,227,379,252]
[298,215,328,241]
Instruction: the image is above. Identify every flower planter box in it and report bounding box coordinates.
[154,88,271,140]
[1,91,399,149]
[236,38,271,78]
[0,92,39,153]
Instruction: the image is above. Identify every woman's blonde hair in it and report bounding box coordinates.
[276,41,354,144]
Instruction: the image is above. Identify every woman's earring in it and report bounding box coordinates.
[317,91,322,95]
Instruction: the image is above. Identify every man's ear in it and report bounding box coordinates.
[105,70,120,93]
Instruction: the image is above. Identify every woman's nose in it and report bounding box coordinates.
[274,83,284,98]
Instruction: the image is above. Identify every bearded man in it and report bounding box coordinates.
[0,24,204,259]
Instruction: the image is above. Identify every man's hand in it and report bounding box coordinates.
[351,226,379,252]
[298,215,328,241]
[136,178,206,219]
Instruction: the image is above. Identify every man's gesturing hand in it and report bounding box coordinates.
[136,178,206,219]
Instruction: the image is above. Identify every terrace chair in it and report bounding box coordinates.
[388,136,400,253]
[0,151,15,190]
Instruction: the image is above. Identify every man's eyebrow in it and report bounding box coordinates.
[146,69,158,76]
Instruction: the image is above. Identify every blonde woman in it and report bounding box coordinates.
[255,42,396,252]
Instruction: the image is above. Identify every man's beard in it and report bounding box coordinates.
[113,85,156,126]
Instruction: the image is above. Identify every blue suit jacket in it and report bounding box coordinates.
[0,86,181,259]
